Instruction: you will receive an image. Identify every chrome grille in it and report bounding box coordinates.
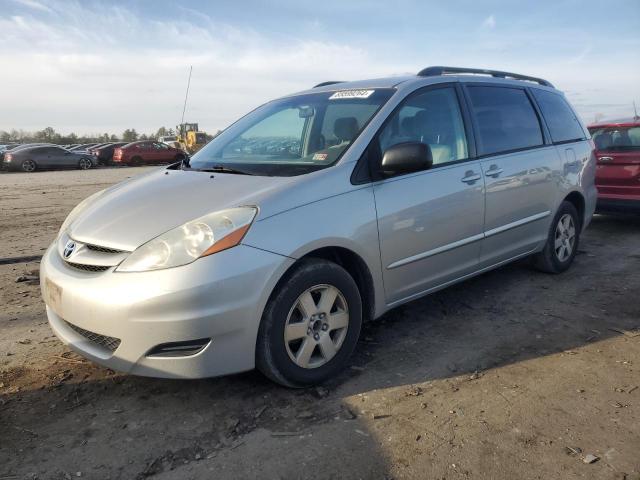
[65,321,121,352]
[86,244,125,254]
[65,262,111,272]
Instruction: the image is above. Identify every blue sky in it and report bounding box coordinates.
[0,0,638,135]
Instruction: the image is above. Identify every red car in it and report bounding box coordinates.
[112,141,186,166]
[588,118,640,213]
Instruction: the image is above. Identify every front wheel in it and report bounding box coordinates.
[256,258,362,387]
[532,201,580,273]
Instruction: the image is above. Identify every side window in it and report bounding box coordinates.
[379,87,468,166]
[467,86,543,156]
[532,89,585,143]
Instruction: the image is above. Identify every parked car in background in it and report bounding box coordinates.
[0,144,20,167]
[92,142,128,165]
[112,141,186,165]
[0,143,21,152]
[41,67,596,386]
[87,143,110,154]
[588,118,640,212]
[158,135,178,144]
[3,145,96,172]
[68,143,99,153]
[0,143,21,158]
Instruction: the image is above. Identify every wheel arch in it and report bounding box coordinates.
[563,190,586,229]
[266,245,376,324]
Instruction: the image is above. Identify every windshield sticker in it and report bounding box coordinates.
[329,89,375,100]
[312,153,328,161]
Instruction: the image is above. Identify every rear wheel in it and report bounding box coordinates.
[21,159,36,172]
[256,258,362,387]
[78,157,92,170]
[532,201,580,273]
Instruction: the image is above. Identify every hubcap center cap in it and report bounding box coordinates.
[311,319,323,333]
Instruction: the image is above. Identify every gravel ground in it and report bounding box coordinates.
[1,167,639,480]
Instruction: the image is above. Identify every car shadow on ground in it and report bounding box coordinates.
[1,214,639,479]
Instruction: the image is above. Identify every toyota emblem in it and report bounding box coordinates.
[63,241,76,259]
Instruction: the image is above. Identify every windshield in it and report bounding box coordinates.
[187,88,394,176]
[589,126,640,152]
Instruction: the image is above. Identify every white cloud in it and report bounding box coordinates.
[482,15,496,29]
[0,3,413,134]
[10,0,52,13]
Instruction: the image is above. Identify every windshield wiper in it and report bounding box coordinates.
[192,164,255,175]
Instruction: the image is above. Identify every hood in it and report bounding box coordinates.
[69,168,293,251]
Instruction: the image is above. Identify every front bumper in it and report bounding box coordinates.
[40,243,293,378]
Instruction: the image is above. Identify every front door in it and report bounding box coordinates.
[373,85,485,305]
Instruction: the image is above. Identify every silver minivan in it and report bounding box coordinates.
[41,67,597,386]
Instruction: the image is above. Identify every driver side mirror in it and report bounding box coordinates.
[380,142,433,177]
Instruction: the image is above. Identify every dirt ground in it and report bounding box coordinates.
[1,167,639,480]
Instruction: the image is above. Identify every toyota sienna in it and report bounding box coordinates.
[40,67,597,386]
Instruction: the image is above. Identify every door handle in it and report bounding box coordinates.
[485,165,503,178]
[461,172,481,184]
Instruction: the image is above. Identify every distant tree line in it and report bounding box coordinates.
[0,126,179,144]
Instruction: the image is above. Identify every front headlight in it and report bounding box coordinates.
[58,189,106,237]
[116,207,258,272]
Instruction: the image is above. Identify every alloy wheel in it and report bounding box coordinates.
[79,158,92,170]
[554,213,575,262]
[284,284,349,369]
[21,160,36,172]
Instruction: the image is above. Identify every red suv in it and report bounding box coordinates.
[588,118,640,213]
[113,141,186,166]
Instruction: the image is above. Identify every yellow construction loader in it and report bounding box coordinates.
[177,123,207,154]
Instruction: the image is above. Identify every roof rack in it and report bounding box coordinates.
[417,66,554,88]
[313,81,345,88]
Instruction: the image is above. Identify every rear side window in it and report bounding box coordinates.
[467,86,543,156]
[532,89,585,143]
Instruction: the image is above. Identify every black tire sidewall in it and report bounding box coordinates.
[257,259,362,387]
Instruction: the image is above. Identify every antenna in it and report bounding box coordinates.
[180,66,193,126]
[634,101,639,120]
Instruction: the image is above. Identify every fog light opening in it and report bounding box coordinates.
[146,338,210,358]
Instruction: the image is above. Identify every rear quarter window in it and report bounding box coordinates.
[531,89,585,144]
[466,86,543,156]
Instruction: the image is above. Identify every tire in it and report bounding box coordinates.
[21,159,36,173]
[130,156,142,166]
[532,201,580,273]
[78,157,92,170]
[256,258,362,387]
